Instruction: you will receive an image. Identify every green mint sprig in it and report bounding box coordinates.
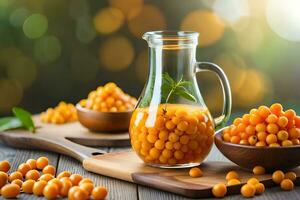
[161,73,196,110]
[0,107,35,133]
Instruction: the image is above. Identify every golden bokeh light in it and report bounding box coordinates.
[109,0,143,20]
[6,57,37,89]
[236,69,271,106]
[0,79,23,113]
[99,35,135,71]
[93,7,125,34]
[128,4,166,38]
[134,49,148,82]
[180,10,225,47]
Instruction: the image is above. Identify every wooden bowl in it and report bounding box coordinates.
[214,129,300,171]
[76,104,132,132]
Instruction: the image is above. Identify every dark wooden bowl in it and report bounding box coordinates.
[214,129,300,171]
[76,104,132,133]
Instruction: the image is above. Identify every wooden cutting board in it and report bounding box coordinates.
[1,122,299,198]
[83,151,300,198]
[0,115,130,148]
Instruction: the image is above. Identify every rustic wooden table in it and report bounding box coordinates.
[0,142,299,200]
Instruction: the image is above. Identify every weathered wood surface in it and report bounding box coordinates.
[0,142,300,199]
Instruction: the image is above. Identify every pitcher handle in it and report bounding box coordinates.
[195,62,232,130]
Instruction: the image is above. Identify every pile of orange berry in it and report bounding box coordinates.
[79,82,137,112]
[40,102,78,124]
[130,104,214,165]
[0,158,107,199]
[187,165,297,198]
[223,103,300,147]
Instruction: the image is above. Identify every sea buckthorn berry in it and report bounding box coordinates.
[0,160,10,173]
[255,123,266,132]
[22,179,35,194]
[245,125,255,135]
[39,174,54,182]
[0,184,20,198]
[212,183,227,198]
[272,170,285,184]
[80,182,94,195]
[225,171,239,181]
[237,123,246,132]
[230,136,241,144]
[277,116,288,128]
[48,178,62,190]
[33,180,47,196]
[285,109,296,119]
[277,130,289,141]
[11,179,22,187]
[249,114,262,125]
[242,114,250,124]
[266,114,278,124]
[250,108,258,115]
[270,103,283,116]
[165,121,176,130]
[257,132,267,141]
[241,184,255,198]
[26,159,37,170]
[68,186,88,200]
[280,179,294,191]
[248,135,258,146]
[92,186,108,200]
[227,179,241,186]
[282,140,293,146]
[295,116,300,127]
[247,177,259,185]
[57,171,71,179]
[240,139,249,145]
[233,118,242,126]
[266,123,279,134]
[40,102,78,124]
[177,121,189,131]
[255,183,265,195]
[60,178,73,197]
[43,165,56,175]
[269,143,280,147]
[69,174,83,186]
[189,167,203,178]
[43,183,59,199]
[80,83,136,113]
[0,171,8,188]
[17,163,31,176]
[256,141,267,147]
[25,169,40,181]
[266,134,278,145]
[289,128,300,139]
[258,106,271,119]
[253,166,265,175]
[9,171,23,182]
[285,172,297,182]
[292,139,300,145]
[36,157,49,170]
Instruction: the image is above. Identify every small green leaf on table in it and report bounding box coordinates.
[12,107,35,133]
[0,117,22,131]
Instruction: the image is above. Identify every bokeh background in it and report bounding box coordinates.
[0,0,300,117]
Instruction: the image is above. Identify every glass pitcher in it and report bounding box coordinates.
[130,31,232,168]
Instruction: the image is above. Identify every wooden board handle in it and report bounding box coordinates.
[0,132,105,162]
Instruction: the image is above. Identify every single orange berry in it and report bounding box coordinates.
[212,183,227,198]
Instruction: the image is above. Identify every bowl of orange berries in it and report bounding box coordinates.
[77,82,137,132]
[215,103,300,171]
